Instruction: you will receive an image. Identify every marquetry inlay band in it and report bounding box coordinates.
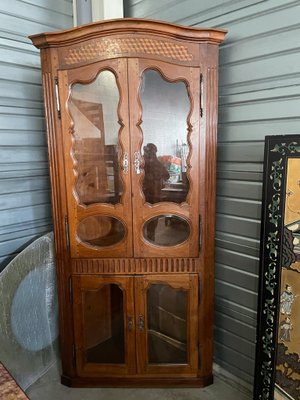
[64,37,194,65]
[72,257,199,274]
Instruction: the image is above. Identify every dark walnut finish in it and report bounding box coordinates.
[30,18,226,388]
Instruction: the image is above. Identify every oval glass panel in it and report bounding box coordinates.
[69,70,123,205]
[143,215,190,246]
[77,216,125,247]
[140,69,190,204]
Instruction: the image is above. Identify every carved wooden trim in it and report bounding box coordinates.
[63,37,194,66]
[72,258,199,274]
[198,64,218,379]
[205,66,218,260]
[43,73,63,250]
[42,69,76,378]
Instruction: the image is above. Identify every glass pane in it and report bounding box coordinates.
[140,69,190,204]
[143,215,190,246]
[147,284,187,364]
[78,216,125,247]
[69,70,123,205]
[82,284,125,364]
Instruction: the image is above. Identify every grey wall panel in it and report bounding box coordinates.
[217,120,300,142]
[215,310,256,342]
[215,279,257,310]
[0,177,49,195]
[216,214,260,239]
[214,327,256,360]
[216,247,259,274]
[217,179,262,200]
[0,1,72,270]
[124,0,300,388]
[217,197,261,219]
[124,0,265,21]
[215,263,258,292]
[0,191,51,215]
[216,298,257,325]
[214,342,254,383]
[215,339,255,375]
[215,238,259,260]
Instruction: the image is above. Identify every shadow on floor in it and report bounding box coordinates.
[26,363,252,400]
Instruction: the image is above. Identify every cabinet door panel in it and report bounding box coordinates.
[58,59,133,258]
[135,274,198,375]
[128,59,200,257]
[72,275,136,376]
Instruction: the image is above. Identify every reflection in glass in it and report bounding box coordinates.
[147,284,187,364]
[77,216,125,247]
[143,215,190,246]
[83,284,125,364]
[69,70,123,205]
[140,69,190,204]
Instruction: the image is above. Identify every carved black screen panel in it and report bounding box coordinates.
[254,135,300,400]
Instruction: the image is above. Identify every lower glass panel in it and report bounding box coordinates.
[147,284,187,364]
[143,214,190,246]
[83,284,125,364]
[77,216,125,247]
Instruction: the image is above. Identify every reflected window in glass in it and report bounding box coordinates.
[69,70,123,205]
[140,69,190,204]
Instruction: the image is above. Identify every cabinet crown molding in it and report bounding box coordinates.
[29,17,227,49]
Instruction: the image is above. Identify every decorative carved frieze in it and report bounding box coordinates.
[72,257,199,274]
[64,37,194,65]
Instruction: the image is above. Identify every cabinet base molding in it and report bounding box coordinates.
[61,374,213,388]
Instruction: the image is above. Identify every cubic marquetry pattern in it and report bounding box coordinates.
[64,37,194,65]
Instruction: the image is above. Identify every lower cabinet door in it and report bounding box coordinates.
[72,275,136,376]
[135,274,198,375]
[72,273,198,378]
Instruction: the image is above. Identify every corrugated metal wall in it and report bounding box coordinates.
[0,1,73,270]
[125,0,300,386]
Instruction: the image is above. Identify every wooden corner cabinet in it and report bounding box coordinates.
[30,18,226,388]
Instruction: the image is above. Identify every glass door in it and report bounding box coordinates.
[59,58,133,258]
[128,59,200,257]
[72,275,135,376]
[135,274,198,375]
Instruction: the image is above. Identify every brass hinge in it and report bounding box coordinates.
[72,343,76,367]
[199,214,202,253]
[65,215,70,252]
[69,276,73,303]
[54,77,61,119]
[200,73,204,118]
[198,275,202,305]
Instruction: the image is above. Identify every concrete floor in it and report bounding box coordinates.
[26,363,252,400]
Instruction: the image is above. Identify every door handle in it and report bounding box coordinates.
[123,152,129,174]
[138,314,144,331]
[134,151,141,175]
[127,315,133,332]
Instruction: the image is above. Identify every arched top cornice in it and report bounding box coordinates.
[29,18,227,49]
